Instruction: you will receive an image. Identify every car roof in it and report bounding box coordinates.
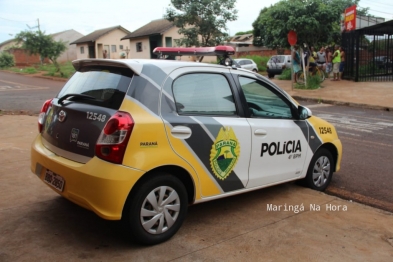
[234,58,252,61]
[72,58,229,76]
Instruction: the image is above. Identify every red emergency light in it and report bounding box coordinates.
[153,46,235,57]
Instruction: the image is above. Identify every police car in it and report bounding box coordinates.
[31,46,342,245]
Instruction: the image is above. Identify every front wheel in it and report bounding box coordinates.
[122,174,188,245]
[305,148,334,191]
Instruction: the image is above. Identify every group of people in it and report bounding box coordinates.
[292,44,345,82]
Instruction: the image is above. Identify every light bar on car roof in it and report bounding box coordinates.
[153,46,235,56]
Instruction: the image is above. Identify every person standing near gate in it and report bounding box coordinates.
[332,45,341,81]
[339,47,346,80]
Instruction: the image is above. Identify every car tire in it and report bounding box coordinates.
[253,69,258,73]
[122,173,188,245]
[268,73,274,79]
[304,148,334,192]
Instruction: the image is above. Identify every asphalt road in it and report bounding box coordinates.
[0,71,64,114]
[301,101,393,212]
[1,71,392,212]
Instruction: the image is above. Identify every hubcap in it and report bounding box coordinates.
[312,156,331,187]
[140,186,180,234]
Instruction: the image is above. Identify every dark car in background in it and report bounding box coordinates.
[373,56,392,69]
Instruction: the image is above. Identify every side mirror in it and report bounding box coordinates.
[298,105,312,120]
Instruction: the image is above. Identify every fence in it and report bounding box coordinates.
[342,20,393,82]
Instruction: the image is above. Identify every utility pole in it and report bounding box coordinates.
[26,19,40,32]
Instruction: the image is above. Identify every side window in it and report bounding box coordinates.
[239,77,293,119]
[173,73,236,116]
[245,60,252,65]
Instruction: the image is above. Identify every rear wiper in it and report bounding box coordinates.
[58,93,97,105]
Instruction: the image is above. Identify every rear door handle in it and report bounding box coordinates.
[171,126,192,139]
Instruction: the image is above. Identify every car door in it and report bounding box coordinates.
[160,67,252,197]
[231,71,310,188]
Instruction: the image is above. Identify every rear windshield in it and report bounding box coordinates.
[269,56,285,63]
[57,66,133,109]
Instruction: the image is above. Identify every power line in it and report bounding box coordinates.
[0,16,34,23]
[358,6,393,16]
[361,0,393,8]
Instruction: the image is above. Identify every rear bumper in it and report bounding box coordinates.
[31,135,145,220]
[266,68,284,75]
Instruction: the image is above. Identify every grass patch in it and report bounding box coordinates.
[295,74,321,90]
[278,68,292,80]
[4,62,75,79]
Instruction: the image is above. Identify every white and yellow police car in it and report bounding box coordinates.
[31,46,342,245]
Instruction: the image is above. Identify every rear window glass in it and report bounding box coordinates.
[57,66,133,109]
[269,56,285,63]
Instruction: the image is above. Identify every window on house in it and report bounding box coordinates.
[136,42,142,52]
[165,37,172,47]
[80,46,84,54]
[111,45,117,52]
[119,45,123,50]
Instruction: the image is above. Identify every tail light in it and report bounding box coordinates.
[38,99,53,133]
[95,111,134,164]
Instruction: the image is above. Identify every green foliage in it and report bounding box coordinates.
[165,0,238,49]
[0,52,15,68]
[237,55,269,72]
[15,30,66,76]
[23,67,38,74]
[278,68,292,80]
[296,74,321,89]
[235,30,253,35]
[6,62,75,79]
[252,0,369,49]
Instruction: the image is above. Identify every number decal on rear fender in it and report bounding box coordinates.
[319,127,332,135]
[86,112,107,122]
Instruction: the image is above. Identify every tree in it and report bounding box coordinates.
[15,30,66,76]
[0,52,15,68]
[235,30,253,36]
[252,0,369,49]
[165,0,238,52]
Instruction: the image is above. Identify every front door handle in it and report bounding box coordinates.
[254,129,267,136]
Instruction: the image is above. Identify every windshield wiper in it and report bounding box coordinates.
[58,93,97,105]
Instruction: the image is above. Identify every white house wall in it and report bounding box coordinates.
[75,44,90,59]
[53,30,84,62]
[95,29,130,59]
[129,38,150,59]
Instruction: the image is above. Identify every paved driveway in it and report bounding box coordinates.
[1,116,392,261]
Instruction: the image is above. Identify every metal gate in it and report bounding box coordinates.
[342,20,393,82]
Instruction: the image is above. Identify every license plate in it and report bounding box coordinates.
[44,170,65,192]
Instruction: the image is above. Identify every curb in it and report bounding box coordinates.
[292,95,393,112]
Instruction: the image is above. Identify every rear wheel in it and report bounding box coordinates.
[305,148,333,191]
[122,174,188,245]
[268,73,275,79]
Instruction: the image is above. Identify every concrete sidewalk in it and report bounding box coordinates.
[1,115,393,261]
[271,78,393,111]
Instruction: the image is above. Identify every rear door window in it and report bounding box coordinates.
[172,73,237,116]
